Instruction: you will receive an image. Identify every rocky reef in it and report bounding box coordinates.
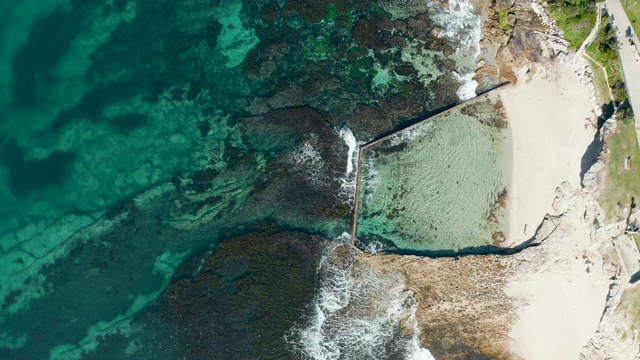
[342,0,627,351]
[357,178,613,359]
[362,252,517,359]
[0,0,606,358]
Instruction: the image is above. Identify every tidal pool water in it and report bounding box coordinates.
[356,95,511,254]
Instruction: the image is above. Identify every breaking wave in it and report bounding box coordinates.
[387,125,425,147]
[338,128,358,175]
[290,134,330,187]
[287,244,435,360]
[454,71,479,101]
[361,154,381,204]
[360,240,385,255]
[430,0,482,101]
[336,128,359,206]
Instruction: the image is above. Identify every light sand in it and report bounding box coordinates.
[501,64,596,245]
[505,207,609,360]
[501,63,609,359]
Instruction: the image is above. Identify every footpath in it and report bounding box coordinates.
[605,0,640,144]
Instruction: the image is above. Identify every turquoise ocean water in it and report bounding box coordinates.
[0,0,499,358]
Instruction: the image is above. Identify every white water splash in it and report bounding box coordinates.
[338,128,357,174]
[454,71,479,101]
[334,232,352,244]
[335,128,359,206]
[388,125,426,147]
[361,155,381,203]
[430,0,482,101]
[362,240,385,255]
[288,244,435,360]
[290,134,329,187]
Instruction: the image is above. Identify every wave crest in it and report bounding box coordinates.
[287,244,435,360]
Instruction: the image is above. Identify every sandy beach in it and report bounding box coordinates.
[357,60,621,359]
[501,64,596,245]
[505,198,610,360]
[500,63,610,359]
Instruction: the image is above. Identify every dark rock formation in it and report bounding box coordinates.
[147,231,327,359]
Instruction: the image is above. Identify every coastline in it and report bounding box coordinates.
[357,57,617,359]
[502,63,597,246]
[501,61,610,358]
[337,0,638,355]
[351,0,639,358]
[504,182,610,359]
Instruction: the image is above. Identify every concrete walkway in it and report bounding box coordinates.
[605,0,640,143]
[575,2,603,64]
[614,234,640,280]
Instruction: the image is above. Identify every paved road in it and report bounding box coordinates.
[605,0,640,139]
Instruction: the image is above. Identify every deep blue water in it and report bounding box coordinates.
[0,0,486,358]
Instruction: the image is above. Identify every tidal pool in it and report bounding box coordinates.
[356,94,511,254]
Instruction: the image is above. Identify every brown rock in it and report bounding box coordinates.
[151,232,327,360]
[362,253,518,359]
[431,26,445,38]
[444,45,454,57]
[378,94,425,122]
[266,83,306,109]
[387,35,407,48]
[394,20,407,32]
[443,58,458,71]
[354,18,386,50]
[506,13,517,27]
[507,29,544,63]
[500,32,511,45]
[349,105,394,139]
[377,14,395,33]
[473,64,500,92]
[496,0,515,11]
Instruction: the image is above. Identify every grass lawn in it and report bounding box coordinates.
[625,0,640,38]
[617,283,640,340]
[587,13,628,102]
[584,56,613,105]
[551,6,597,49]
[600,111,640,221]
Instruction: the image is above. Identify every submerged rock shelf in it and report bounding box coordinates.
[0,0,511,358]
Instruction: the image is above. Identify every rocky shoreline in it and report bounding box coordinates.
[352,1,640,358]
[1,1,635,358]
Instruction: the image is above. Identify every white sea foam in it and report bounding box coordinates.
[338,128,357,174]
[388,125,425,147]
[288,244,435,360]
[336,172,357,206]
[290,134,329,187]
[362,155,381,203]
[454,71,479,101]
[335,128,359,206]
[362,240,384,255]
[430,0,482,101]
[334,232,352,244]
